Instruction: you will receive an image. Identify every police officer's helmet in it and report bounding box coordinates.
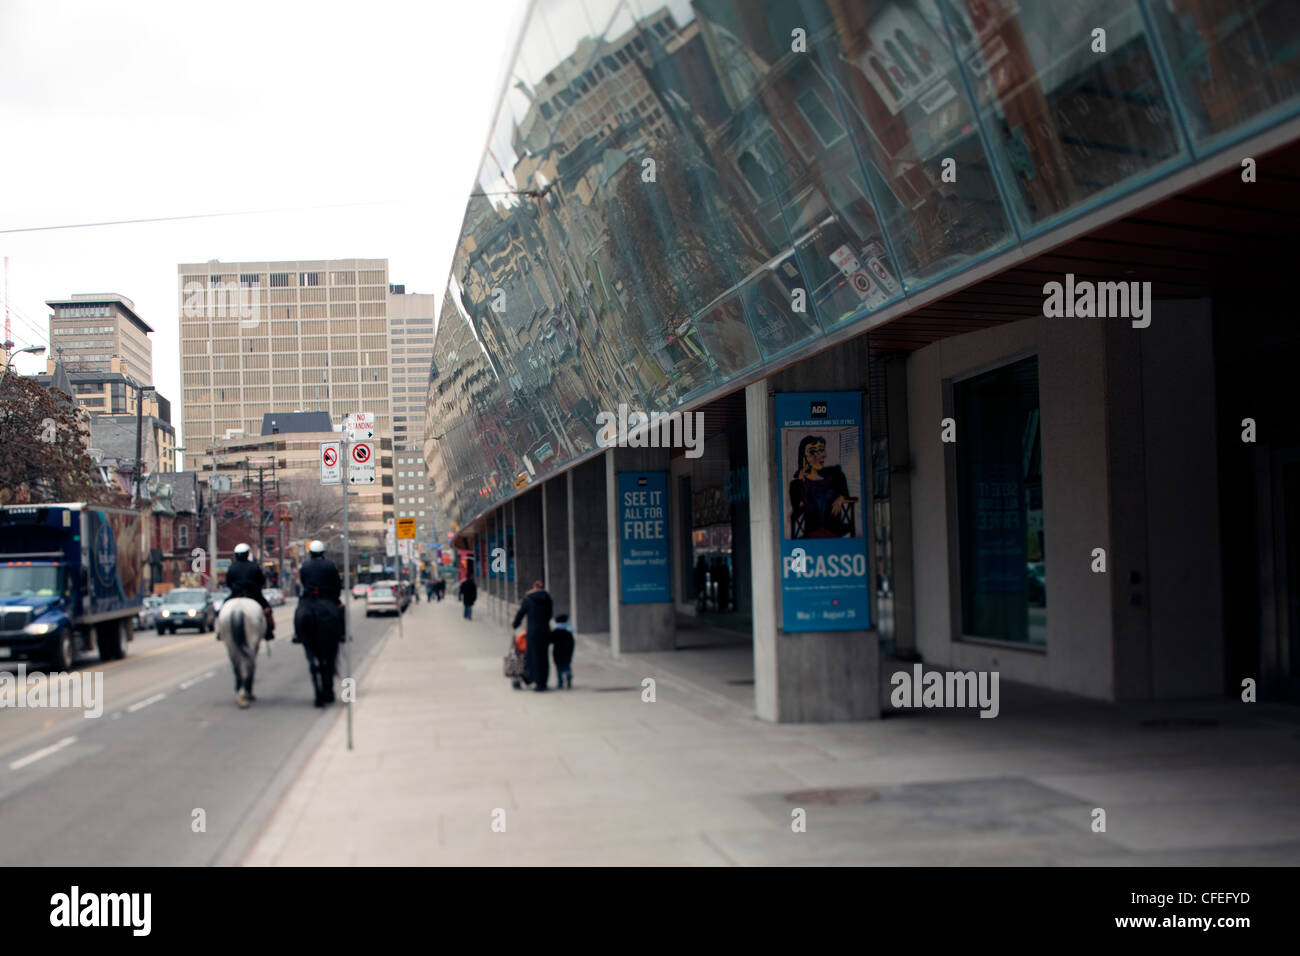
[309,540,326,555]
[233,543,251,560]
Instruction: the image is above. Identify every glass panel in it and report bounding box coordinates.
[1145,0,1300,153]
[951,0,1185,233]
[803,0,1016,293]
[955,355,1046,646]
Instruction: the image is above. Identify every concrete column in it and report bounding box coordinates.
[747,335,881,723]
[886,356,917,659]
[514,487,545,598]
[607,445,675,657]
[568,456,610,636]
[545,478,571,618]
[506,500,518,619]
[483,509,497,623]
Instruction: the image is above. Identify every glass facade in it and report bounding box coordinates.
[427,0,1300,528]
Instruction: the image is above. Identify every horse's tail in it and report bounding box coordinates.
[230,604,247,650]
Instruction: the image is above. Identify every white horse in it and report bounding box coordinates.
[216,597,267,708]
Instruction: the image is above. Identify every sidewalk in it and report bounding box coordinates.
[246,597,1300,866]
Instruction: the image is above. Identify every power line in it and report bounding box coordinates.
[0,198,406,236]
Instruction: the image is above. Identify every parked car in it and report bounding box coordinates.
[263,587,285,607]
[351,583,370,599]
[156,588,215,634]
[136,595,163,631]
[211,587,231,613]
[365,582,401,617]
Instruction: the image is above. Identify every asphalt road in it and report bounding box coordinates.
[0,597,399,865]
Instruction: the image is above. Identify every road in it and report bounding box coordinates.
[0,597,398,865]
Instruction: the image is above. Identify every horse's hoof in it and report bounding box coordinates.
[236,691,249,708]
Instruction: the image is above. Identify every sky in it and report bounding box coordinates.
[0,0,527,467]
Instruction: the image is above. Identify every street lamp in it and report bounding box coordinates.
[0,344,46,391]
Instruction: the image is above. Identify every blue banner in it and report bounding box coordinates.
[618,471,671,604]
[775,391,871,632]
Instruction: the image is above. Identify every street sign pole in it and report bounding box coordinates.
[396,542,405,641]
[341,419,353,752]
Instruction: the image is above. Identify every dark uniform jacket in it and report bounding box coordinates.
[299,556,342,601]
[295,556,344,645]
[226,559,269,610]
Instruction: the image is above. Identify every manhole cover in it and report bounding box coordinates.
[784,787,878,805]
[1140,717,1218,730]
[591,686,641,693]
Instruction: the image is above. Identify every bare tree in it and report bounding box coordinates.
[280,477,345,543]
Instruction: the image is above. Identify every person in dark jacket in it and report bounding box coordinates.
[513,580,553,692]
[710,555,731,613]
[550,613,574,689]
[458,575,477,619]
[295,540,345,706]
[225,542,274,638]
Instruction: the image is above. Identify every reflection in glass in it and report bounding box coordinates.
[949,0,1183,232]
[426,0,1299,528]
[1145,0,1300,152]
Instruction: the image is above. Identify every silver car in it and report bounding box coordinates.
[365,583,400,617]
[136,595,163,631]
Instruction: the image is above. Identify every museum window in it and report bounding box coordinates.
[953,355,1045,647]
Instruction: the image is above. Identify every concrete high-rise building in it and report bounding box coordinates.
[46,293,153,382]
[386,285,438,543]
[177,257,394,444]
[178,258,397,534]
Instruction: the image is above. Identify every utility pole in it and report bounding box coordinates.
[206,444,221,589]
[131,384,155,508]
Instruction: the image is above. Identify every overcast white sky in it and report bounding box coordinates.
[0,0,529,466]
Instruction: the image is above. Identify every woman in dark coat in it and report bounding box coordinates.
[458,575,477,619]
[513,580,553,692]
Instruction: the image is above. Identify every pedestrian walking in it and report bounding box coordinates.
[436,578,446,601]
[550,613,574,689]
[712,556,731,613]
[425,578,435,602]
[513,579,553,692]
[694,555,708,611]
[458,574,477,620]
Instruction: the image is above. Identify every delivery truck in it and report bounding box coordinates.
[0,503,145,669]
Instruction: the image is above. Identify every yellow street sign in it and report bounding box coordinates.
[396,517,416,539]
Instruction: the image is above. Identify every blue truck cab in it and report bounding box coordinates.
[0,503,145,670]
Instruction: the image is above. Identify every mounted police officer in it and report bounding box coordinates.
[295,540,345,707]
[225,542,275,639]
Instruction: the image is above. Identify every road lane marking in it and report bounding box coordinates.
[0,633,214,706]
[126,693,166,713]
[9,736,76,771]
[178,670,216,690]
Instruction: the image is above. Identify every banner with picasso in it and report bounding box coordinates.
[775,391,871,633]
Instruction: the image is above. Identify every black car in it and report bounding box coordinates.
[156,588,215,634]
